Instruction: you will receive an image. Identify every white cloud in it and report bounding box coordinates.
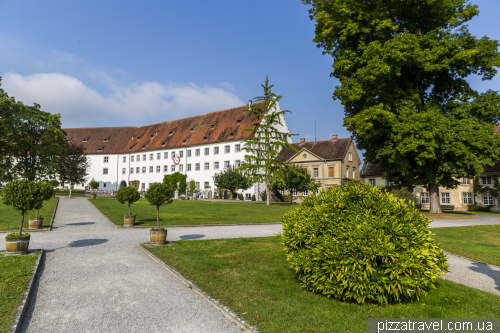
[1,72,245,128]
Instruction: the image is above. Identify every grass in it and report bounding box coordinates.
[432,225,500,267]
[0,252,39,333]
[0,197,58,232]
[421,210,500,220]
[91,197,296,226]
[55,189,88,198]
[147,237,500,333]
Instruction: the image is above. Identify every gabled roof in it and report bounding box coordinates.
[63,103,264,154]
[278,138,352,162]
[360,162,384,177]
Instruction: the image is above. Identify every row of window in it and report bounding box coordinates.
[420,192,495,205]
[103,145,242,164]
[368,177,487,187]
[104,160,242,175]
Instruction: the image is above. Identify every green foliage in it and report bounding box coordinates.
[1,180,41,235]
[116,186,141,216]
[239,76,298,205]
[251,194,256,201]
[468,203,492,212]
[47,179,59,188]
[129,180,140,190]
[6,233,30,238]
[274,164,314,202]
[473,175,500,197]
[282,194,290,203]
[32,182,55,216]
[56,142,89,193]
[238,193,244,200]
[304,0,500,205]
[163,172,187,193]
[213,165,250,199]
[281,181,448,304]
[188,179,196,195]
[88,178,99,190]
[386,187,418,205]
[145,182,175,228]
[260,191,267,202]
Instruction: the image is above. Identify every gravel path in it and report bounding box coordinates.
[15,198,244,333]
[429,215,500,228]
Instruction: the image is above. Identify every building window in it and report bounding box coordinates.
[195,149,200,156]
[136,167,140,174]
[130,168,134,174]
[483,192,494,205]
[463,192,472,205]
[142,167,146,173]
[329,167,334,177]
[172,152,176,158]
[149,166,153,173]
[214,147,219,155]
[316,188,320,195]
[195,163,200,171]
[369,179,375,186]
[225,145,230,153]
[313,168,318,178]
[150,153,153,161]
[179,164,183,172]
[136,155,140,162]
[245,193,252,200]
[179,151,183,158]
[214,161,219,170]
[349,152,352,162]
[291,189,298,196]
[123,156,126,163]
[235,144,241,152]
[103,183,106,188]
[205,162,209,170]
[103,168,108,175]
[131,156,134,162]
[441,192,450,204]
[164,152,168,159]
[352,167,356,179]
[303,189,309,196]
[122,168,126,174]
[205,148,209,156]
[142,183,145,190]
[235,160,241,167]
[482,177,492,185]
[187,164,192,171]
[164,165,168,172]
[346,166,349,179]
[225,161,230,168]
[187,150,191,157]
[421,192,429,204]
[157,153,161,160]
[195,182,200,189]
[462,178,470,185]
[156,166,160,173]
[204,181,209,189]
[104,156,109,163]
[142,154,146,161]
[171,165,175,172]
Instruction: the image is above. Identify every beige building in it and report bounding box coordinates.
[360,162,499,211]
[278,135,362,198]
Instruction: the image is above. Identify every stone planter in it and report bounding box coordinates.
[29,218,44,229]
[90,194,96,199]
[5,234,30,255]
[124,216,135,227]
[150,229,167,245]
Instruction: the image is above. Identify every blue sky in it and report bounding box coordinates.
[1,0,499,145]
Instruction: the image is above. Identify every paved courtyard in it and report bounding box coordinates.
[0,198,499,332]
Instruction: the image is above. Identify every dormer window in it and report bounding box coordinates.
[142,141,149,149]
[236,116,244,124]
[129,144,137,150]
[162,139,169,146]
[211,121,217,128]
[203,132,211,141]
[103,135,111,142]
[82,136,90,142]
[191,125,197,131]
[183,136,190,144]
[66,137,73,142]
[150,131,157,138]
[98,146,105,151]
[137,135,143,140]
[230,129,237,137]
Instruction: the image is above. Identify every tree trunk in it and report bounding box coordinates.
[156,206,160,228]
[128,202,131,216]
[290,190,293,203]
[36,209,39,218]
[69,182,72,199]
[429,183,442,214]
[266,184,270,206]
[19,211,24,236]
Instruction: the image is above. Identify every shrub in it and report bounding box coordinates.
[386,187,418,205]
[281,181,448,304]
[238,193,244,200]
[116,186,141,216]
[251,195,256,201]
[88,178,99,191]
[33,182,55,218]
[468,203,493,212]
[282,194,290,203]
[260,191,267,202]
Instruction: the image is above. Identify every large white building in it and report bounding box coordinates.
[64,102,292,199]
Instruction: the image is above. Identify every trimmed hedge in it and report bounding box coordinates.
[281,181,448,304]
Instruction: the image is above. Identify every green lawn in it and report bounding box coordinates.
[0,252,39,333]
[432,225,500,266]
[55,189,88,197]
[147,237,500,333]
[0,197,58,232]
[91,197,295,226]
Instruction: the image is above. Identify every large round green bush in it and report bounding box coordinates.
[281,181,448,304]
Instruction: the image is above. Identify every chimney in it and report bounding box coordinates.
[332,134,338,141]
[300,138,305,143]
[248,100,252,107]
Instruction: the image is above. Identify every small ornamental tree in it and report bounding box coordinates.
[188,179,196,198]
[281,181,448,304]
[144,182,174,229]
[88,178,99,192]
[116,186,141,216]
[1,180,42,236]
[33,182,55,218]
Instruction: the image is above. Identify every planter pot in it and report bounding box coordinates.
[150,229,167,245]
[5,235,30,255]
[124,216,135,227]
[29,218,44,229]
[90,194,96,199]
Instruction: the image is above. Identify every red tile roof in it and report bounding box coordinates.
[278,138,352,162]
[360,162,384,177]
[63,103,264,155]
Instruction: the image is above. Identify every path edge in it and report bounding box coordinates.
[49,198,60,231]
[9,250,44,333]
[138,244,261,333]
[443,250,500,270]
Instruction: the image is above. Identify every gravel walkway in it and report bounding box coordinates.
[14,198,244,333]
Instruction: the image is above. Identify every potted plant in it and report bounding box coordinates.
[115,186,141,227]
[29,182,55,229]
[145,182,174,244]
[88,178,99,199]
[1,180,41,255]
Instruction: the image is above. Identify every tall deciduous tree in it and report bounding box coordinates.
[304,0,500,213]
[56,142,90,198]
[239,76,298,205]
[213,165,250,199]
[274,164,314,203]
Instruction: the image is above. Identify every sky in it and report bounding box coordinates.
[1,0,499,147]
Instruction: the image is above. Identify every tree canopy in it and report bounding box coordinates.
[274,164,314,203]
[116,186,141,216]
[163,172,187,193]
[1,180,41,236]
[145,182,174,228]
[304,0,500,213]
[56,142,90,198]
[213,165,250,199]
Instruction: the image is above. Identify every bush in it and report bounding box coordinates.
[251,195,256,201]
[468,203,493,212]
[386,187,418,205]
[282,194,290,203]
[281,182,448,304]
[238,193,244,200]
[260,191,267,201]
